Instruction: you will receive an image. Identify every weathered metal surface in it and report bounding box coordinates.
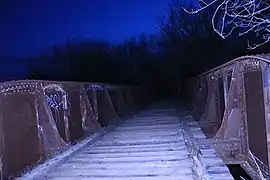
[0,80,143,179]
[20,105,233,180]
[0,93,40,178]
[244,70,269,166]
[184,54,270,179]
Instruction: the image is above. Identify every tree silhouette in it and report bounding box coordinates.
[26,0,270,97]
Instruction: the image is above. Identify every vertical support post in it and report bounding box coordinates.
[236,62,249,156]
[0,96,4,180]
[223,72,229,108]
[63,94,70,144]
[260,61,270,174]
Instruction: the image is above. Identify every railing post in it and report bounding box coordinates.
[0,97,3,180]
[237,62,249,156]
[242,59,269,177]
[260,61,270,175]
[62,93,71,144]
[223,73,229,108]
[185,55,270,178]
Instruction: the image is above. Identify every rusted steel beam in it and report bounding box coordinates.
[184,54,270,179]
[0,80,145,179]
[198,54,270,77]
[0,79,138,90]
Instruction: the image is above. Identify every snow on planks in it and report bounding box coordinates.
[21,106,234,180]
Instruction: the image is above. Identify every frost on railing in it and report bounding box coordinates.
[80,85,101,134]
[0,80,144,179]
[184,54,270,179]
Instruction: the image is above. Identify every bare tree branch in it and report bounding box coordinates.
[184,0,270,49]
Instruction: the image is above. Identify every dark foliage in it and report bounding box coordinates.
[26,1,270,96]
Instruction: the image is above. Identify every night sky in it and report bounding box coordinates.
[1,0,173,58]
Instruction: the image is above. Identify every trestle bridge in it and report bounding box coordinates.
[1,54,270,179]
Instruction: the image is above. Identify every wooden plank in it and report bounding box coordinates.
[55,161,192,170]
[46,167,193,177]
[99,136,184,143]
[19,105,234,180]
[93,139,185,147]
[75,150,189,159]
[44,175,194,180]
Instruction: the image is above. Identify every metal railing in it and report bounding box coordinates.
[0,80,149,179]
[184,53,270,179]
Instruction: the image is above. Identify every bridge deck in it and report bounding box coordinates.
[21,105,234,180]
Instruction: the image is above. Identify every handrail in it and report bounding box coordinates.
[0,79,138,89]
[187,53,270,179]
[198,54,270,77]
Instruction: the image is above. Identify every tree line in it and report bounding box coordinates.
[26,1,270,94]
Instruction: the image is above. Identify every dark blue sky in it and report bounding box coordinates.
[1,0,174,58]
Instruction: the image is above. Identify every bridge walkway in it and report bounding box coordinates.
[22,104,234,180]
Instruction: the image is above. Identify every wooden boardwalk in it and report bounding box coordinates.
[20,105,234,180]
